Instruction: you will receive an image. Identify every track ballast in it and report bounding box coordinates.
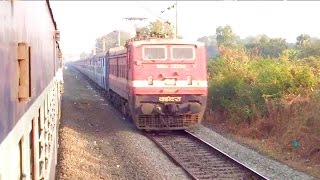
[145,130,268,180]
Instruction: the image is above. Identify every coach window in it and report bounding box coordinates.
[119,64,122,78]
[120,65,122,78]
[125,64,127,78]
[113,63,115,75]
[121,64,124,78]
[171,47,195,60]
[143,46,166,60]
[123,64,126,78]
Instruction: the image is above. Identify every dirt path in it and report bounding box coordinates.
[55,67,189,180]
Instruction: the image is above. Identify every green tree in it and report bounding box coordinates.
[243,34,288,58]
[198,35,217,46]
[297,38,320,58]
[136,26,150,37]
[135,19,174,38]
[95,38,103,53]
[149,20,174,37]
[197,35,219,57]
[95,31,132,53]
[295,35,320,58]
[259,34,270,45]
[262,38,288,58]
[296,34,311,48]
[216,25,237,48]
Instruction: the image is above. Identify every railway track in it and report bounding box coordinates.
[145,130,268,180]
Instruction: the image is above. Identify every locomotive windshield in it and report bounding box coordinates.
[143,47,166,60]
[171,47,195,60]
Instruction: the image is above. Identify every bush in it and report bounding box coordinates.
[207,49,320,124]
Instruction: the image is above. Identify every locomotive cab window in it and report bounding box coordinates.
[143,46,166,60]
[171,47,195,60]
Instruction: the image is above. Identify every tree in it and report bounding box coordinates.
[259,37,288,58]
[95,31,132,53]
[243,34,289,58]
[197,35,219,58]
[95,38,103,54]
[296,37,320,58]
[215,25,237,48]
[197,35,217,46]
[136,19,174,38]
[136,26,150,37]
[149,20,174,37]
[296,34,311,48]
[243,36,259,45]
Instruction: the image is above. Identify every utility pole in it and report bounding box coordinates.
[175,0,178,39]
[160,2,178,38]
[113,30,121,46]
[118,30,120,46]
[102,38,106,51]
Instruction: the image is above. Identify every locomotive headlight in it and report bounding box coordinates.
[148,76,153,85]
[187,76,192,85]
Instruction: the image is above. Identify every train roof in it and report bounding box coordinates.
[108,46,127,56]
[128,38,205,47]
[46,0,57,30]
[94,52,107,57]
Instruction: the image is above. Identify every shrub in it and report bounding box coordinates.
[207,49,320,124]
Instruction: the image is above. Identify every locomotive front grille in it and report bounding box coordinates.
[137,114,200,130]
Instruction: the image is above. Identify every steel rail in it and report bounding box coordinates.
[145,130,269,180]
[185,130,269,180]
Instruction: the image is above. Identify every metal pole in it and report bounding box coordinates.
[103,38,106,51]
[118,30,120,46]
[175,0,178,39]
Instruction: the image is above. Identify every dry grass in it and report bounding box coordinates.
[204,96,320,178]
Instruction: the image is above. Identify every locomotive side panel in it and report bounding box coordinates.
[0,1,58,143]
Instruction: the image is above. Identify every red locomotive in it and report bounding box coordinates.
[74,36,208,130]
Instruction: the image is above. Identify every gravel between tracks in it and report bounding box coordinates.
[56,67,190,180]
[188,126,316,180]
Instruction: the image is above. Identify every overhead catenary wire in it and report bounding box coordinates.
[135,1,167,22]
[135,1,178,38]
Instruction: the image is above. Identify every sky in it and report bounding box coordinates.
[49,1,320,59]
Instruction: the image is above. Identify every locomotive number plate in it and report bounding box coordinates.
[164,78,176,85]
[159,96,182,102]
